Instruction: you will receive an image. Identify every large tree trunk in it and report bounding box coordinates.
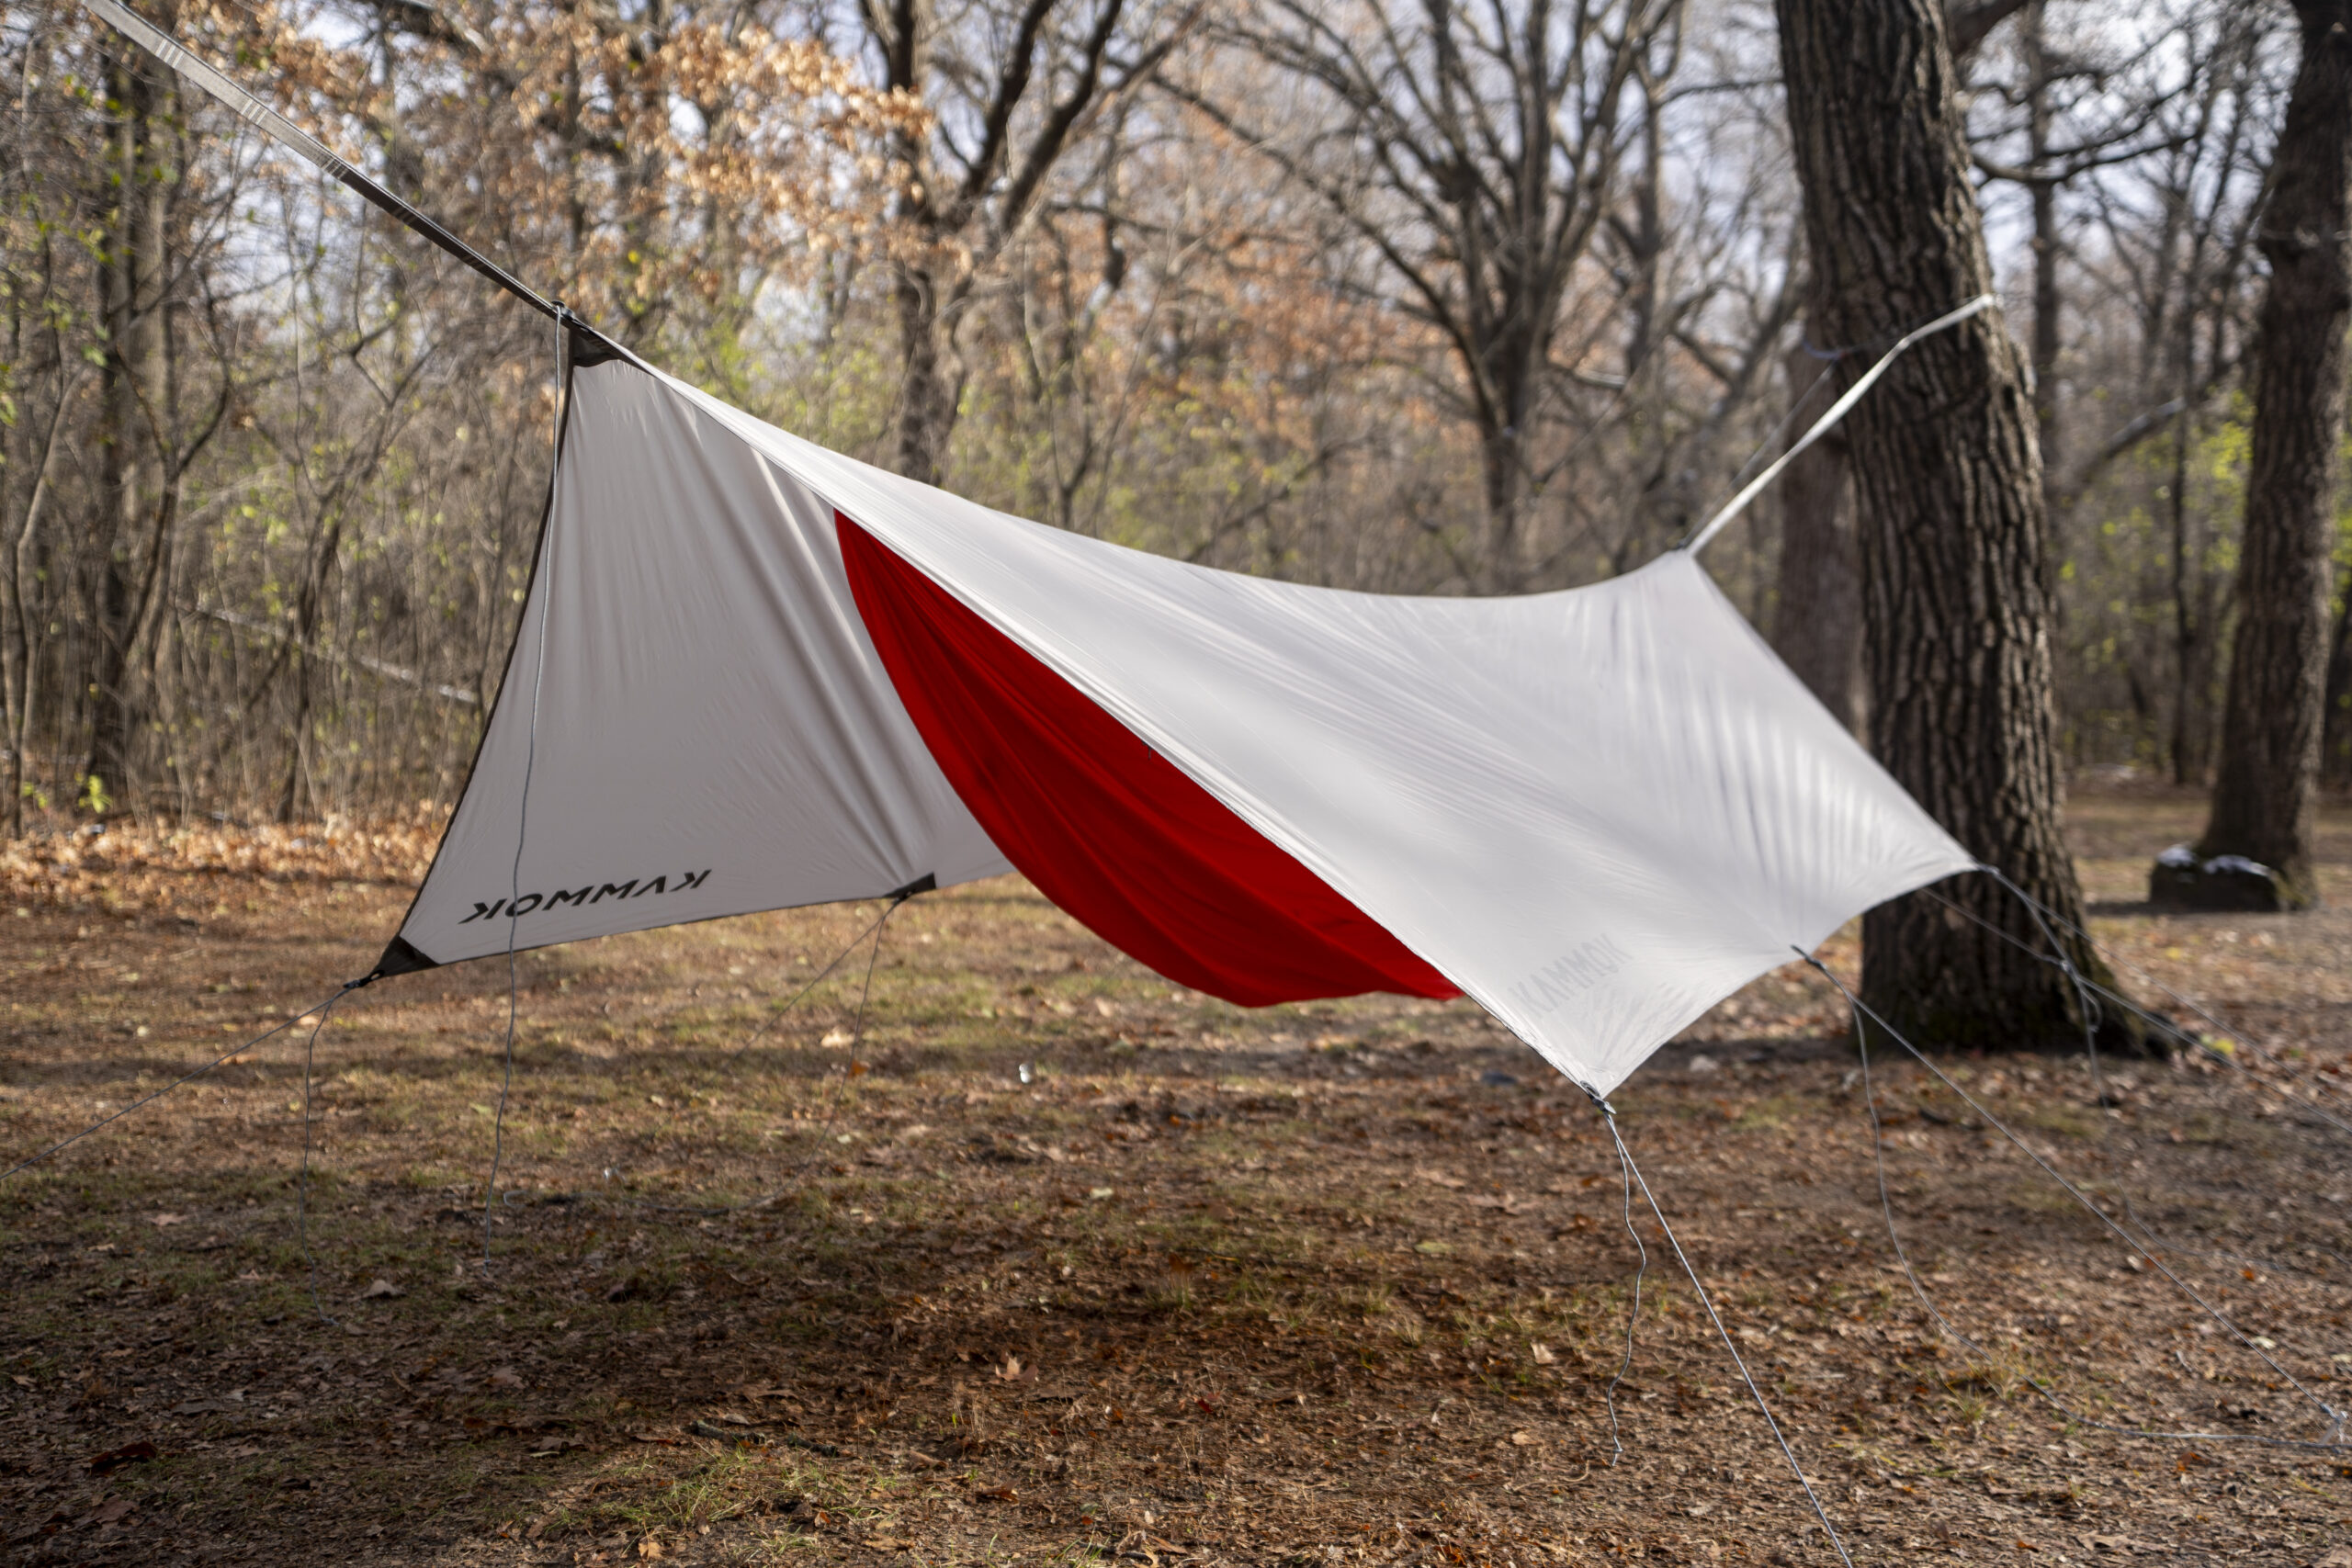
[1770,334,1863,733]
[1776,0,2130,1051]
[2182,0,2352,910]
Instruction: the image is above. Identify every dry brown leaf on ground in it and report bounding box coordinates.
[3,795,2348,1565]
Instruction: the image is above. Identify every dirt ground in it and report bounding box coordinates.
[2,787,2349,1567]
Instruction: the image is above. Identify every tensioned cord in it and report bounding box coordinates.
[85,0,561,322]
[1681,294,1996,558]
[1985,866,2203,1258]
[844,893,906,1057]
[3,976,377,1323]
[1944,871,2349,1404]
[1913,879,2352,1139]
[1669,360,1841,554]
[1796,948,2346,1449]
[1600,1111,1856,1566]
[1959,871,2351,1296]
[0,979,367,1186]
[483,308,567,1270]
[0,886,903,1240]
[1599,287,1973,565]
[1894,878,2352,1320]
[483,888,924,1220]
[1813,952,2341,1451]
[1984,874,2352,1127]
[726,900,902,1057]
[295,986,358,1323]
[1797,314,1961,363]
[1600,1126,1649,1466]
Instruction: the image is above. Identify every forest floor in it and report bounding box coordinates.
[2,785,2350,1568]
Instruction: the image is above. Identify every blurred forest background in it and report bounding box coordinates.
[0,0,2342,829]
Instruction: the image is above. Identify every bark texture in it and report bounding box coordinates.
[1771,334,1864,733]
[90,38,175,807]
[1776,0,2127,1050]
[2191,0,2352,908]
[2324,599,2351,791]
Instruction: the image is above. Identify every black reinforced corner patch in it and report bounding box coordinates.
[370,935,440,980]
[570,325,625,367]
[888,873,937,902]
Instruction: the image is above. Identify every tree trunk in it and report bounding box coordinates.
[1478,421,1528,594]
[2186,0,2352,910]
[2322,595,2351,791]
[1776,0,2131,1052]
[870,0,964,488]
[90,37,173,812]
[2022,1,2063,481]
[277,654,313,824]
[1770,334,1864,734]
[2166,406,2208,785]
[892,259,962,487]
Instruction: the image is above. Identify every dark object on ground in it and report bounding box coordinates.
[2193,0,2352,912]
[85,1441,158,1475]
[2148,845,2297,913]
[689,1419,768,1445]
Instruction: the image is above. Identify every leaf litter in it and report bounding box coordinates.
[0,792,2348,1563]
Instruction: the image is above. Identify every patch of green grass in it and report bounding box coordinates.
[1943,1338,2046,1404]
[1729,1094,1809,1133]
[2019,1104,2098,1140]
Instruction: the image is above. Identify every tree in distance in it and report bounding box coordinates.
[2158,0,2352,915]
[1776,0,2152,1055]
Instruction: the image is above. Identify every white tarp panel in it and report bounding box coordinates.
[396,356,1977,1098]
[389,363,1011,968]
